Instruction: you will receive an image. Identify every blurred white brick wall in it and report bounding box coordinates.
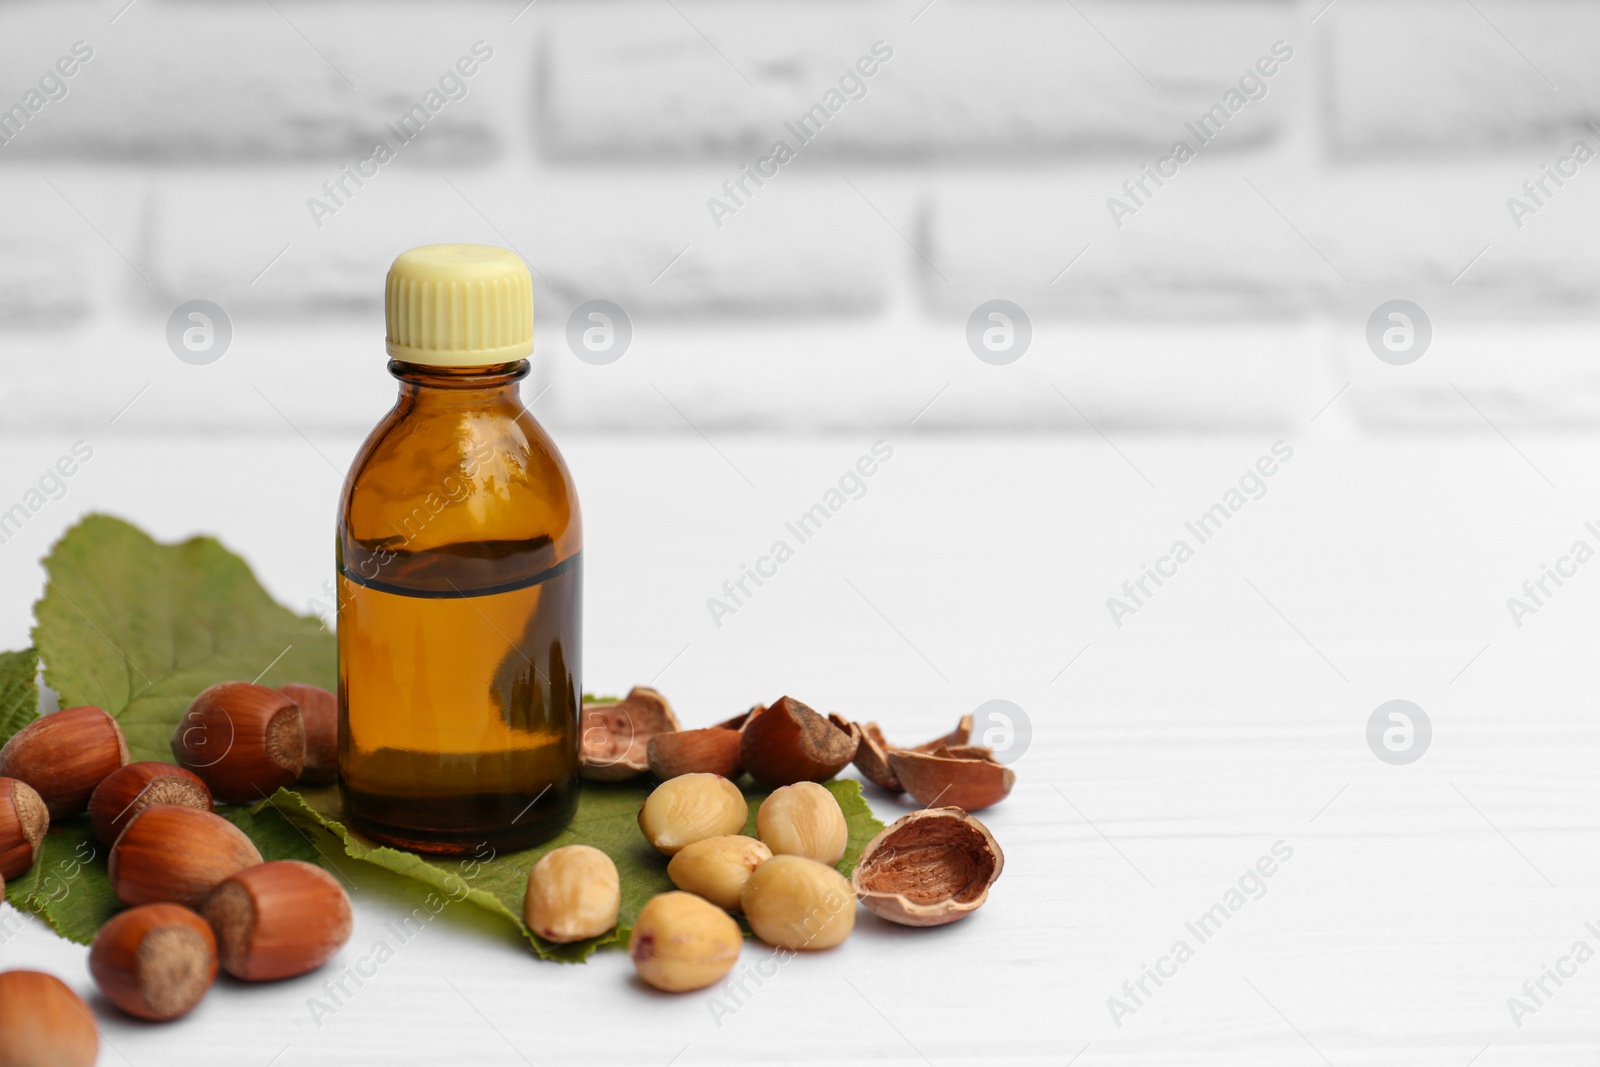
[0,0,1597,434]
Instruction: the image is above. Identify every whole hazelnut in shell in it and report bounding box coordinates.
[277,683,339,784]
[0,706,128,818]
[852,807,1003,927]
[202,860,353,981]
[90,903,218,1021]
[0,777,48,880]
[171,681,305,803]
[109,804,263,908]
[0,970,99,1067]
[89,761,212,846]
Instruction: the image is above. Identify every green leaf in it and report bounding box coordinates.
[0,648,39,746]
[3,819,115,942]
[32,514,336,763]
[262,776,883,962]
[24,515,887,959]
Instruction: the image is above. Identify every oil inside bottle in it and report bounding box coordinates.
[338,536,581,854]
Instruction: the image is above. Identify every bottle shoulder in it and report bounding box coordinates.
[339,402,581,577]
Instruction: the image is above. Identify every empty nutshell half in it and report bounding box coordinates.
[648,727,743,781]
[851,722,902,793]
[581,686,681,782]
[849,714,975,794]
[887,745,1014,812]
[852,807,1003,927]
[910,715,974,753]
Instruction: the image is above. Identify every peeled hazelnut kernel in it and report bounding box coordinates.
[667,835,772,912]
[202,860,353,981]
[524,845,620,943]
[581,686,681,782]
[0,778,48,880]
[888,746,1014,812]
[638,773,748,855]
[0,970,99,1067]
[109,804,264,908]
[628,891,742,992]
[90,903,218,1021]
[739,697,858,788]
[852,807,1004,927]
[741,855,856,951]
[648,727,743,780]
[171,682,305,803]
[756,782,848,865]
[89,762,212,846]
[0,706,129,818]
[277,684,338,785]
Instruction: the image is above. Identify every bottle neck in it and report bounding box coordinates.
[389,360,529,409]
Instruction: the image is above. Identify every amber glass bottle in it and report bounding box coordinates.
[337,245,581,854]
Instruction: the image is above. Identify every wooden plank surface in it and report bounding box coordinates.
[0,429,1594,1065]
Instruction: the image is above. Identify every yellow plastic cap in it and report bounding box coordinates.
[385,244,534,366]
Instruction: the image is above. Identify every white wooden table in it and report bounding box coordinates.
[0,426,1594,1066]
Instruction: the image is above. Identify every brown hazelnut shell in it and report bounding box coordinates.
[202,860,353,981]
[712,706,759,732]
[580,686,680,781]
[827,713,862,748]
[648,727,743,780]
[852,807,1004,927]
[109,804,264,908]
[887,746,1015,812]
[852,722,902,792]
[0,778,48,880]
[89,762,212,846]
[0,706,129,818]
[90,903,218,1021]
[0,970,99,1067]
[848,715,976,794]
[911,714,974,753]
[740,697,858,788]
[277,684,338,785]
[171,682,305,804]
